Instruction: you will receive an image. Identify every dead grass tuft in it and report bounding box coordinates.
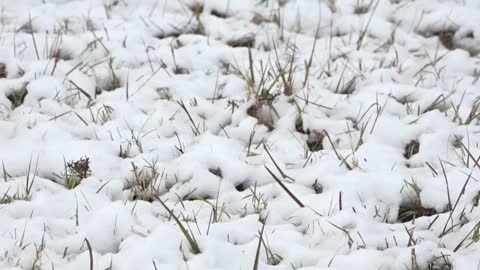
[307,131,325,152]
[210,9,228,19]
[7,83,28,109]
[127,160,163,202]
[54,156,91,189]
[398,201,437,223]
[227,35,255,48]
[404,140,420,159]
[427,254,453,270]
[398,179,439,223]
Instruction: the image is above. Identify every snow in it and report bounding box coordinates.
[1,0,480,269]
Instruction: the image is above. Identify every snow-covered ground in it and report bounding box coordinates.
[1,0,480,269]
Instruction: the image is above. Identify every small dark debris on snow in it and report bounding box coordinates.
[154,31,183,40]
[235,181,250,192]
[173,66,190,75]
[312,180,323,194]
[208,167,223,178]
[210,9,228,18]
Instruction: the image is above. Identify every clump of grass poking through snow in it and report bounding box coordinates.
[398,179,438,223]
[427,253,453,270]
[306,131,326,152]
[404,140,420,160]
[7,83,28,109]
[127,160,163,202]
[54,157,91,189]
[227,35,255,48]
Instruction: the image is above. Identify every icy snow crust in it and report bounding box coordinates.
[0,0,480,269]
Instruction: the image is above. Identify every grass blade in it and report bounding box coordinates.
[158,197,201,254]
[265,166,304,207]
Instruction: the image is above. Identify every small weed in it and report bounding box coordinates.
[0,188,16,204]
[157,197,201,254]
[24,155,39,200]
[244,182,269,216]
[88,104,114,125]
[1,158,39,203]
[157,87,173,100]
[127,159,163,202]
[54,157,91,189]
